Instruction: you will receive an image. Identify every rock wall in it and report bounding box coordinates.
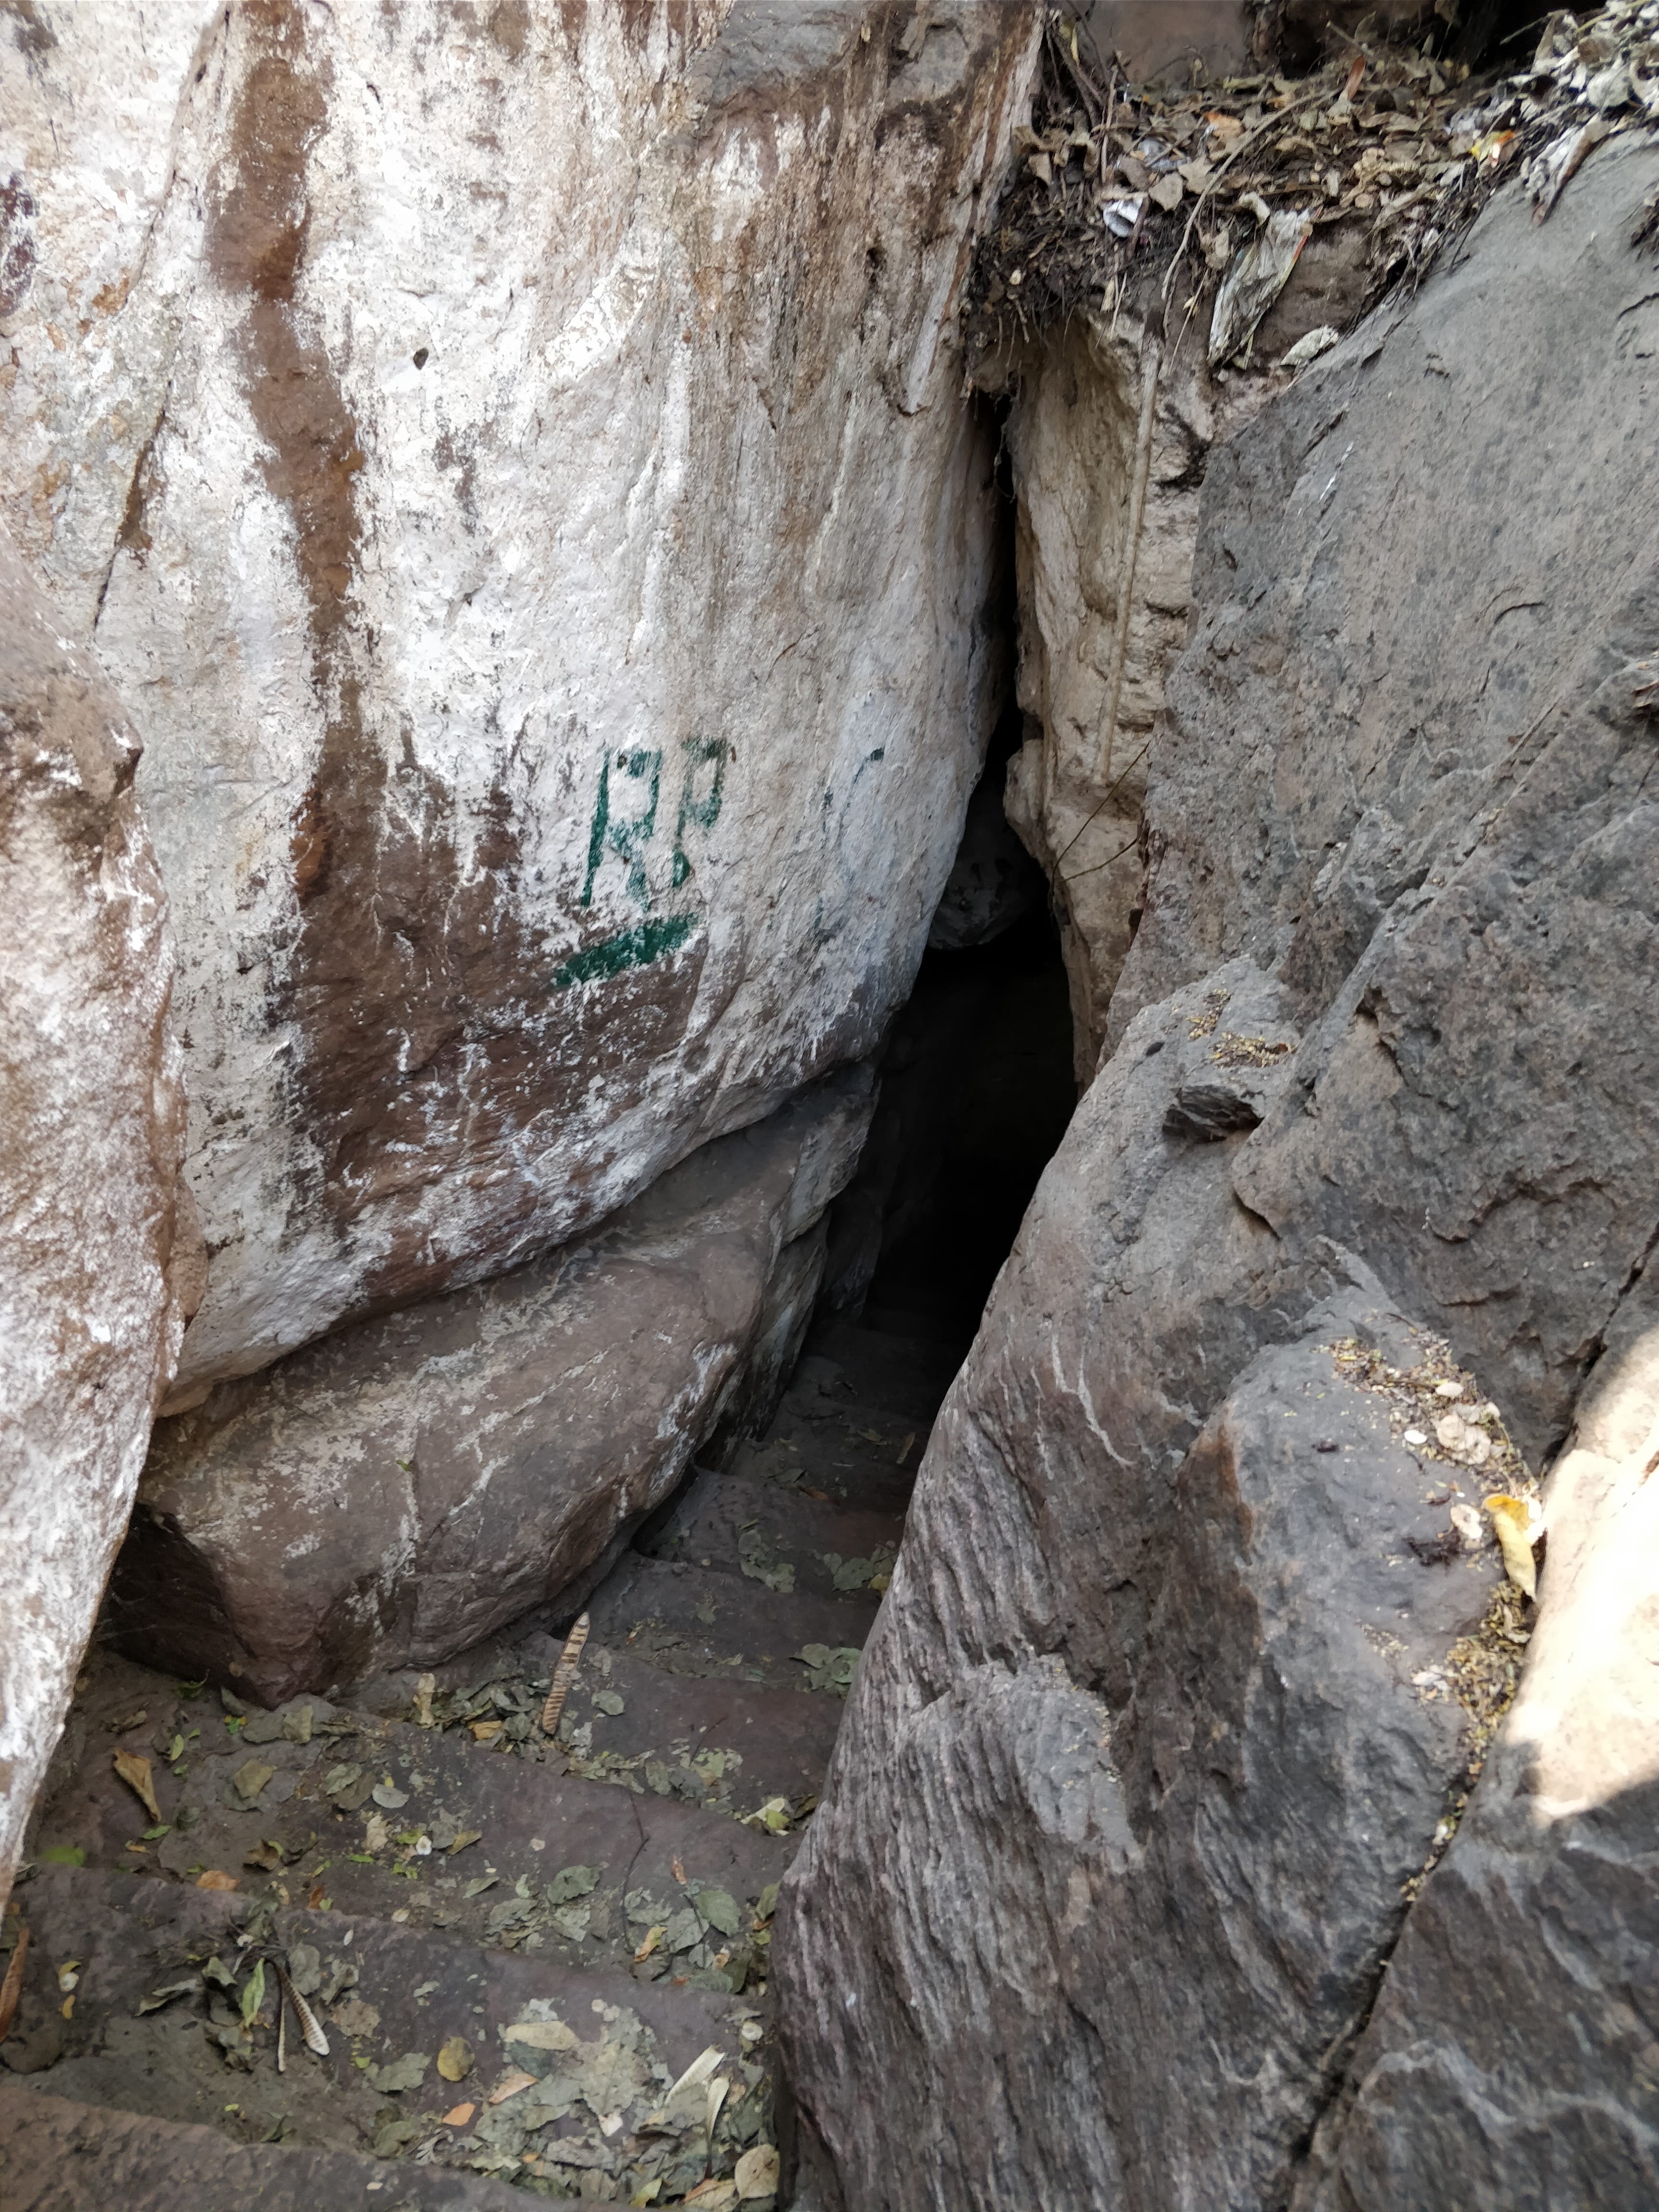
[996,328,1245,1076]
[112,1068,875,1704]
[0,527,192,1902]
[1,0,1041,1402]
[778,137,1659,2210]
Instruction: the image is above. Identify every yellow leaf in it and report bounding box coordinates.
[1485,1494,1539,1598]
[112,1750,161,1823]
[436,2035,474,2082]
[633,1924,664,1962]
[487,2068,537,2106]
[735,2143,781,2200]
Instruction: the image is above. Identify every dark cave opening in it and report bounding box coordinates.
[814,395,1077,1364]
[820,901,1078,1353]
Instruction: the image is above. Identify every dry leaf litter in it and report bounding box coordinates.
[964,4,1659,374]
[1326,1332,1542,1900]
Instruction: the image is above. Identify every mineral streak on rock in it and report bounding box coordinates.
[1,0,1044,1398]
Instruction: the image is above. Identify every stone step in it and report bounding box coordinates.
[586,1557,878,1692]
[1,1875,775,2200]
[640,1468,906,1601]
[0,2080,532,2212]
[27,1671,790,1986]
[795,1316,965,1424]
[725,1409,918,1521]
[517,1639,844,1820]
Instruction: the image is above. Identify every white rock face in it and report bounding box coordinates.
[991,323,1255,1078]
[1,0,1040,1400]
[0,525,193,1903]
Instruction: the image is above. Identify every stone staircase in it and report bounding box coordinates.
[0,1318,962,2210]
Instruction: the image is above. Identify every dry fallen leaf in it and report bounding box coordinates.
[1485,1494,1539,1598]
[667,2044,727,2104]
[112,1750,161,1823]
[735,2143,781,2200]
[441,2101,476,2128]
[671,1854,687,1886]
[195,1869,240,1892]
[540,1611,590,1736]
[633,1924,664,1963]
[437,2035,475,2081]
[488,2068,537,2106]
[682,2182,737,2210]
[232,1757,275,1805]
[707,2074,730,2141]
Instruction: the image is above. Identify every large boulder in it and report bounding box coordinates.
[778,139,1659,2209]
[1114,134,1659,1463]
[0,0,1040,1399]
[778,964,1506,2208]
[111,1069,874,1703]
[0,526,192,1899]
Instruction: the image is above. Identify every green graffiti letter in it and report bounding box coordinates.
[581,747,661,909]
[672,737,728,889]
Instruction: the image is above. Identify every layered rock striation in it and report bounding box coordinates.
[779,136,1659,2210]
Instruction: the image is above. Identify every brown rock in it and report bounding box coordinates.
[0,523,188,1903]
[108,1070,873,1702]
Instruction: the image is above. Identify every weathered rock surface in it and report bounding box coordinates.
[1294,1290,1659,2212]
[110,1069,874,1703]
[997,327,1232,1074]
[780,144,1659,2210]
[0,525,190,1903]
[1080,2,1256,86]
[780,1077,1502,2206]
[0,0,1039,1397]
[1115,136,1659,1463]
